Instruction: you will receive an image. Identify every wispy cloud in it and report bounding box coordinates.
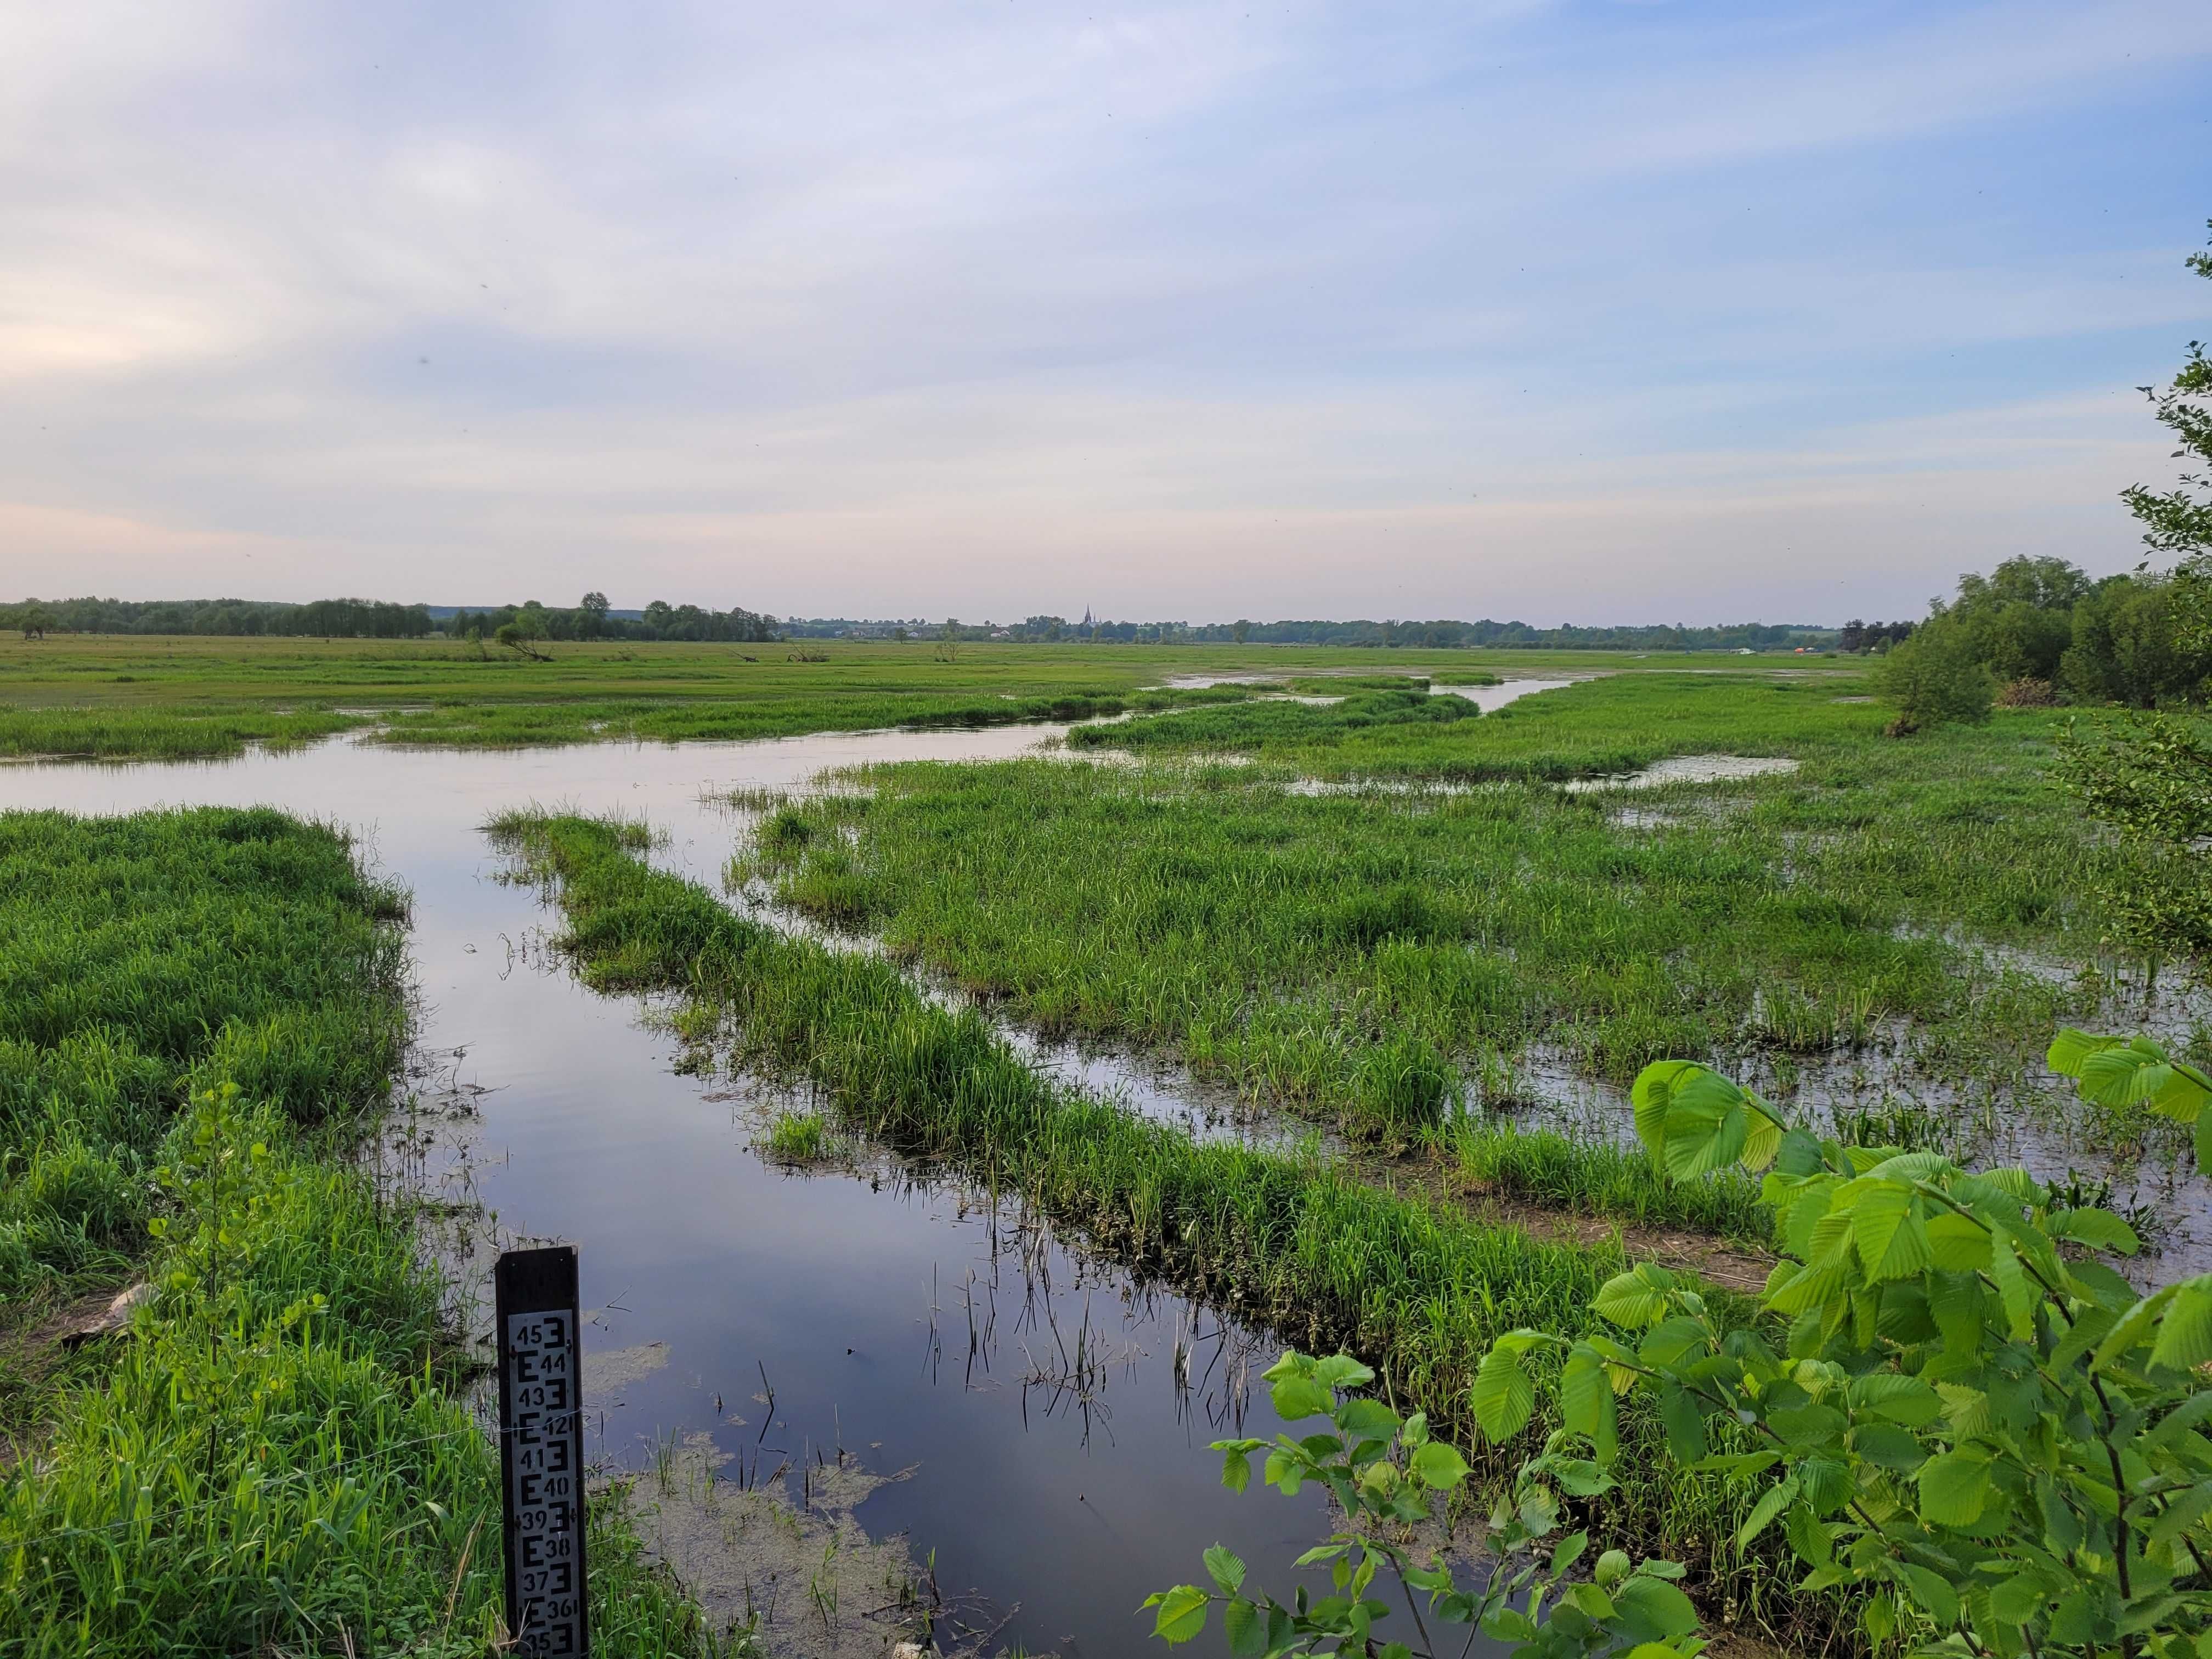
[1,1,2204,620]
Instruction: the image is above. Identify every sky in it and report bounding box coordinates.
[3,1,2208,627]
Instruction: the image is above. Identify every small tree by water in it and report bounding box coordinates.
[1877,620,1993,735]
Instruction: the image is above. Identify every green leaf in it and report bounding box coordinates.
[1989,1226,2035,1341]
[1661,1070,1753,1180]
[1658,1384,1708,1464]
[1928,1212,1999,1274]
[1519,1483,1560,1536]
[1613,1576,1700,1640]
[1270,1373,1335,1422]
[1796,1456,1852,1514]
[1687,1451,1779,1480]
[2120,1594,2185,1637]
[1148,1584,1210,1644]
[2149,1479,2212,1549]
[1742,1107,1784,1173]
[2150,1277,2212,1372]
[1852,1421,1929,1472]
[1895,1562,1961,1628]
[1988,1574,2046,1626]
[1784,1503,1831,1567]
[1735,1477,1800,1548]
[1631,1060,1706,1160]
[2047,1206,2141,1255]
[1560,1351,1618,1462]
[1639,1316,1708,1367]
[2077,1037,2170,1106]
[1916,1449,1993,1527]
[1222,1596,1265,1658]
[1849,1183,1931,1281]
[1593,1271,1670,1329]
[2089,1289,2169,1374]
[1549,1457,1614,1497]
[1204,1545,1246,1595]
[1312,1353,1376,1390]
[1334,1397,1398,1442]
[1220,1446,1252,1493]
[1847,1372,1942,1427]
[1409,1439,1469,1491]
[2046,1028,2117,1075]
[1472,1347,1535,1442]
[2143,1387,2212,1448]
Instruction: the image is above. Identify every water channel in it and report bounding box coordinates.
[5,722,1356,1657]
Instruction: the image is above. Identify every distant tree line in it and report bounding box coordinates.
[786,614,1835,650]
[0,593,780,645]
[1835,619,1917,652]
[0,596,436,637]
[441,595,779,645]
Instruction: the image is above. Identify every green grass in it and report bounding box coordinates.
[0,807,408,1320]
[0,634,1855,758]
[1451,1124,1771,1243]
[1065,666,1866,779]
[494,811,1854,1646]
[0,809,737,1656]
[750,676,2120,1158]
[763,1107,835,1162]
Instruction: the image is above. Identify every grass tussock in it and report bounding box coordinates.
[494,811,1848,1646]
[0,808,736,1657]
[1451,1124,1771,1244]
[762,1108,838,1163]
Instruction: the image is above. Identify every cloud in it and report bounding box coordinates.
[0,1,2204,620]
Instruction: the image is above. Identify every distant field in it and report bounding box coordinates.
[0,633,1854,758]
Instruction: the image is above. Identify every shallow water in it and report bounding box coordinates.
[2,727,1335,1657]
[1431,678,1577,712]
[1559,754,1799,792]
[1158,670,1575,715]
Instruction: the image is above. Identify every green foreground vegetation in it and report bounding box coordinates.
[0,809,728,1656]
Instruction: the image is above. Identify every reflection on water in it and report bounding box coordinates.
[1559,754,1799,791]
[0,726,1331,1658]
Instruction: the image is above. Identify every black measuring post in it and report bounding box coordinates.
[495,1245,589,1657]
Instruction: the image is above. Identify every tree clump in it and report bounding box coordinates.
[1876,619,1994,735]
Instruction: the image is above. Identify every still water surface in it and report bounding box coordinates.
[4,726,1339,1656]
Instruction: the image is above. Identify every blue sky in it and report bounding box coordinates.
[3,1,2208,624]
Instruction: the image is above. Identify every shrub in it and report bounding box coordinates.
[1877,620,1994,735]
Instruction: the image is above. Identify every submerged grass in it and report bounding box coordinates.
[495,811,1850,1647]
[0,704,360,761]
[0,808,734,1656]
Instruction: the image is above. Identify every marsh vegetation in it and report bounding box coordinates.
[8,621,2212,1656]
